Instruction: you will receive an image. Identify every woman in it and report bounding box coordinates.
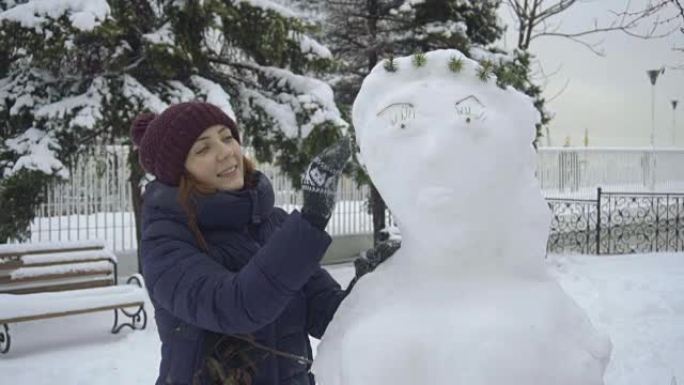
[131,101,352,385]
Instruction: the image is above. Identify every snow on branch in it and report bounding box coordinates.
[4,127,68,178]
[0,0,110,32]
[122,75,167,113]
[469,46,515,65]
[236,0,300,19]
[163,80,197,104]
[191,75,237,121]
[288,31,332,60]
[239,86,298,138]
[35,76,108,130]
[142,22,175,45]
[241,64,347,138]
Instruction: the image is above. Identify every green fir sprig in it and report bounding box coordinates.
[412,52,426,68]
[448,56,464,73]
[477,60,494,82]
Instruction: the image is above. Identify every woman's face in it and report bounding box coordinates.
[185,124,244,192]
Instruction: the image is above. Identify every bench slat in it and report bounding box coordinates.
[2,278,114,295]
[0,240,107,257]
[0,284,147,322]
[0,260,21,269]
[0,261,113,284]
[0,269,112,284]
[2,302,144,323]
[17,250,116,266]
[0,257,113,269]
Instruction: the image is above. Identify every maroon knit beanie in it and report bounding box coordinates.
[130,102,240,186]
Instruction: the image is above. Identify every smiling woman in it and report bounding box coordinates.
[129,101,355,385]
[184,125,246,193]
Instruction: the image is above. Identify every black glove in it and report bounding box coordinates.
[301,137,352,230]
[346,239,401,292]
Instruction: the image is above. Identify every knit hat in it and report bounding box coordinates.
[130,102,240,186]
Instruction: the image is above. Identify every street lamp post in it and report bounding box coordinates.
[646,68,664,190]
[672,99,679,147]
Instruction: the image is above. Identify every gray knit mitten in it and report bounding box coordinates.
[301,137,352,230]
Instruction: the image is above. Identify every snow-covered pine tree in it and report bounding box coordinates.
[0,0,345,242]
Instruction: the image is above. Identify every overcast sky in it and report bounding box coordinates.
[498,0,684,148]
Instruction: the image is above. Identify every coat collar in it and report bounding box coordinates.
[142,170,275,231]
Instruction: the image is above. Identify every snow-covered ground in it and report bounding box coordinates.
[1,253,682,385]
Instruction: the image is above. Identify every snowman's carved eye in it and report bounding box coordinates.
[377,103,415,128]
[455,96,486,123]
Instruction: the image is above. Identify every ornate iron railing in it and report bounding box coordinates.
[547,198,599,254]
[547,188,684,255]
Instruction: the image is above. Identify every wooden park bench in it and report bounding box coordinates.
[0,240,147,355]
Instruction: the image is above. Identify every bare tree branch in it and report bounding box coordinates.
[505,0,683,54]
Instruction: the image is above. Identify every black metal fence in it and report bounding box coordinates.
[547,189,684,255]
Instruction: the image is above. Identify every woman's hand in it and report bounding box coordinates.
[346,239,401,292]
[301,137,352,230]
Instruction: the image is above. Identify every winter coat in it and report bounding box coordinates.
[139,171,347,385]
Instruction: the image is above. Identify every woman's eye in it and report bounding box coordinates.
[222,136,233,143]
[195,147,208,155]
[377,103,415,129]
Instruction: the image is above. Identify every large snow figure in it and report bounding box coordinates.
[312,49,611,385]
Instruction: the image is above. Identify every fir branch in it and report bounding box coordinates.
[448,56,464,73]
[412,52,426,68]
[477,60,494,82]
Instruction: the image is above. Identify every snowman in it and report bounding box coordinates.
[312,49,611,385]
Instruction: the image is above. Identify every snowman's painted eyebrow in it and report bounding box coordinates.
[454,95,484,106]
[376,103,414,116]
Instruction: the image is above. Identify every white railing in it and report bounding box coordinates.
[30,145,136,252]
[538,147,684,198]
[23,146,684,252]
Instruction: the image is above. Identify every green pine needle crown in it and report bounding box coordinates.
[412,52,426,68]
[448,56,464,73]
[477,60,494,82]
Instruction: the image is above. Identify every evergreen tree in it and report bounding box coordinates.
[0,0,344,243]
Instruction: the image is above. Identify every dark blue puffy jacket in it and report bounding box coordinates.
[139,171,346,385]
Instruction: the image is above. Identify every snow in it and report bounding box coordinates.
[242,64,347,138]
[35,76,107,130]
[288,31,332,59]
[0,254,682,385]
[550,253,684,385]
[3,127,68,179]
[204,18,224,56]
[0,67,51,116]
[164,80,197,104]
[0,282,145,321]
[240,86,298,137]
[142,22,174,46]
[22,249,115,264]
[0,0,110,32]
[469,45,515,64]
[9,260,112,280]
[237,0,299,18]
[190,75,237,121]
[122,75,167,114]
[313,49,610,385]
[0,240,107,256]
[423,20,467,38]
